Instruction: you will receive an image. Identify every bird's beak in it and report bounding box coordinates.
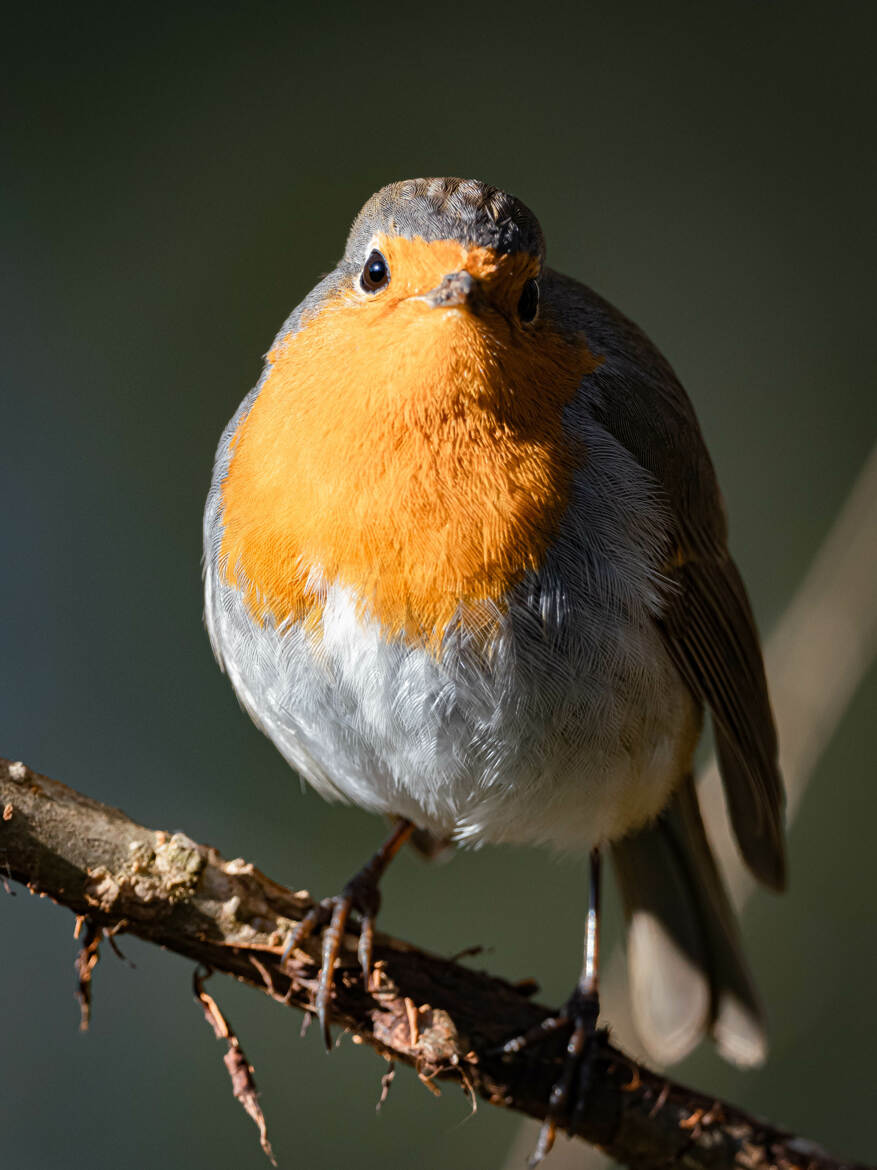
[420,270,482,312]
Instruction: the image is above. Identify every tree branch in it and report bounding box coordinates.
[0,757,868,1170]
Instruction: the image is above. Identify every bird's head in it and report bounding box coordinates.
[338,177,546,348]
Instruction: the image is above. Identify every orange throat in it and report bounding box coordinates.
[219,237,602,644]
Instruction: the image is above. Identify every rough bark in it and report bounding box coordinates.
[0,757,869,1170]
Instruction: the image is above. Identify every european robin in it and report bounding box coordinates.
[203,177,785,1159]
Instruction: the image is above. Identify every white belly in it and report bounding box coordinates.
[205,568,699,852]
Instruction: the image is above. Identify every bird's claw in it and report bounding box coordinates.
[497,988,601,1166]
[282,872,382,1050]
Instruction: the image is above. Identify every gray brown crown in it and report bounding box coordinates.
[346,178,545,261]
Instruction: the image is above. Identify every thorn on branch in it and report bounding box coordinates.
[249,955,287,1004]
[376,1059,395,1110]
[75,918,101,1031]
[193,966,276,1166]
[105,920,134,967]
[448,943,486,963]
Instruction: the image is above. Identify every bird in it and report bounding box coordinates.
[203,176,785,1161]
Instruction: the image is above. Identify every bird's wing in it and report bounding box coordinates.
[556,271,786,889]
[658,551,786,889]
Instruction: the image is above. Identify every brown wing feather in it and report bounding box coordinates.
[562,273,787,890]
[660,555,786,889]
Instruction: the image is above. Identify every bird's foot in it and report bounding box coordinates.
[500,987,601,1166]
[282,819,415,1050]
[282,864,382,1050]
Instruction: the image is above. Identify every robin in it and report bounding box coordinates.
[203,177,785,1161]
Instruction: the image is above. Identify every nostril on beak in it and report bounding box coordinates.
[426,270,479,309]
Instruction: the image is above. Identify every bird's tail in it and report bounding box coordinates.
[610,774,767,1067]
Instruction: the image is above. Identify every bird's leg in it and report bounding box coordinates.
[499,848,603,1167]
[283,818,415,1049]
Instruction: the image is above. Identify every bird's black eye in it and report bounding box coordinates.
[517,277,540,322]
[360,250,390,293]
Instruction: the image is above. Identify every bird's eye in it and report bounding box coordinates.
[360,250,390,293]
[517,278,540,323]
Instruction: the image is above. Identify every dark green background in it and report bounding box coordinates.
[3,3,875,1167]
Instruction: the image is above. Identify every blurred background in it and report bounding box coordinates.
[2,3,876,1167]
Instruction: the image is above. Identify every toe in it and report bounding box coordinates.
[316,895,353,1050]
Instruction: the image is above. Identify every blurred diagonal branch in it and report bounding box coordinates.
[0,757,870,1170]
[507,445,877,1168]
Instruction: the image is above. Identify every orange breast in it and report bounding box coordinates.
[219,237,602,644]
